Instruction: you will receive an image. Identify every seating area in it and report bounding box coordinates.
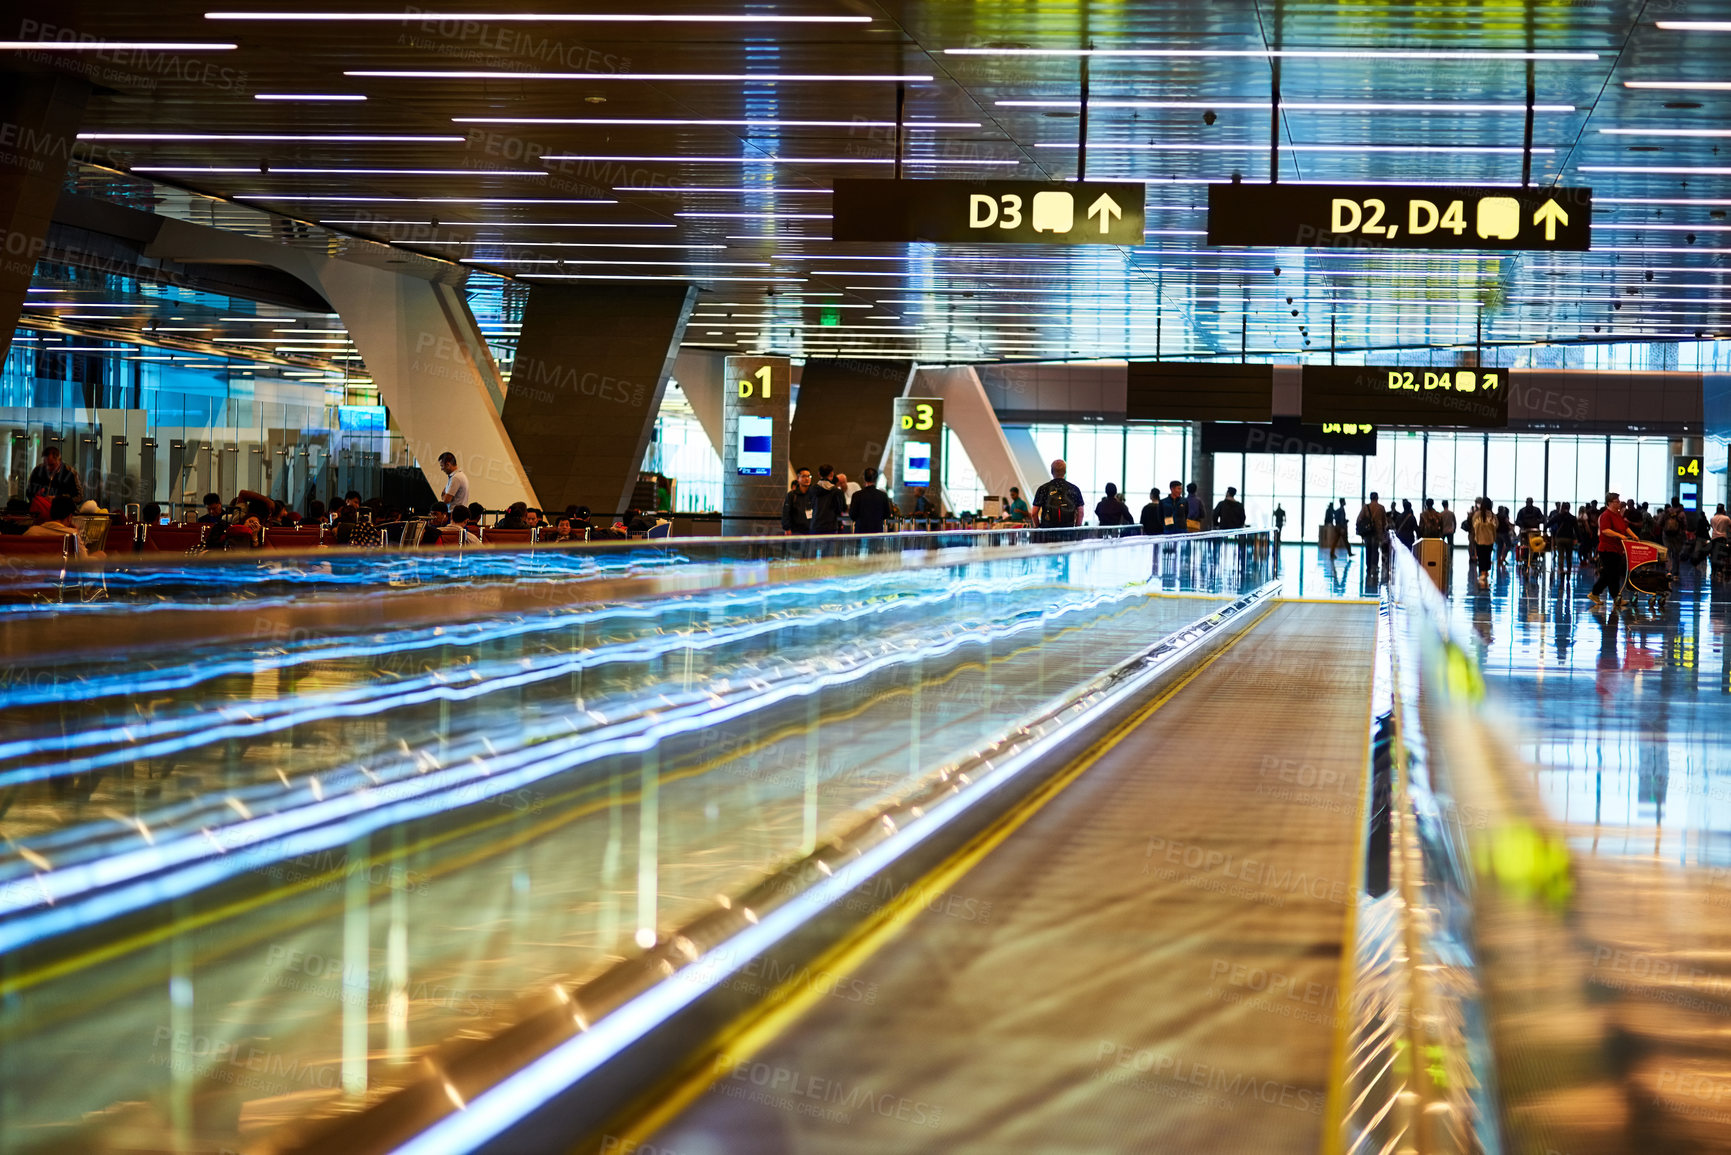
[0,518,644,558]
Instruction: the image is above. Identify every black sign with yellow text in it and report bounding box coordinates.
[1301,365,1509,428]
[1209,184,1591,251]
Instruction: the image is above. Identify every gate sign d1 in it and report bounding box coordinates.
[833,179,1146,245]
[1208,184,1592,252]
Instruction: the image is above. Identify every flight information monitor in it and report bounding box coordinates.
[1301,365,1509,429]
[736,415,773,476]
[904,440,933,486]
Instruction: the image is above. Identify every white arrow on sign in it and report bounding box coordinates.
[1087,193,1122,234]
[1533,198,1569,242]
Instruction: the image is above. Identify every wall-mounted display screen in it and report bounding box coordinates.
[737,415,773,476]
[904,440,932,486]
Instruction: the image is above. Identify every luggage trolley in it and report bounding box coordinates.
[1517,531,1548,579]
[1622,539,1672,612]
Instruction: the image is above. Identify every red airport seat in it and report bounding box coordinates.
[0,535,74,558]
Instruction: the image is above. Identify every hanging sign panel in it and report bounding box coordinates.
[1302,365,1509,428]
[1208,183,1592,251]
[1201,417,1377,456]
[832,179,1146,245]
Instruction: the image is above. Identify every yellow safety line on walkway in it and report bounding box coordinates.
[598,602,1281,1153]
[1321,605,1377,1155]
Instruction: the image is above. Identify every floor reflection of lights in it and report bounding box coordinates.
[1280,542,1731,864]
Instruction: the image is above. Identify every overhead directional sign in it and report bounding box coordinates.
[1208,184,1592,251]
[1302,365,1509,428]
[1126,362,1274,421]
[832,179,1146,245]
[1201,418,1377,456]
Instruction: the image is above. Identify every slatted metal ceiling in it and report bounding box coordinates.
[15,0,1731,363]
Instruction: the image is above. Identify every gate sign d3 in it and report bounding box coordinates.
[1208,183,1592,251]
[832,179,1146,245]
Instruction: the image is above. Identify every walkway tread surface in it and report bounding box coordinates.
[650,600,1377,1155]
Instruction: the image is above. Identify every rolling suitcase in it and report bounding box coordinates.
[1415,536,1450,592]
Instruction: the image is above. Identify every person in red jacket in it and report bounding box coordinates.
[1589,492,1637,610]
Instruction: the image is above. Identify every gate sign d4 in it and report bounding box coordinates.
[833,179,1146,245]
[1208,183,1592,251]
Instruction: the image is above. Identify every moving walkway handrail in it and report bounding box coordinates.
[272,575,1281,1155]
[1340,540,1576,1155]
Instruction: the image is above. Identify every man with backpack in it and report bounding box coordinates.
[1356,492,1389,575]
[1032,460,1083,529]
[1418,498,1444,539]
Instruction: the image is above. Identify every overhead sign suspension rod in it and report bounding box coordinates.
[894,81,904,181]
[1270,58,1281,185]
[1522,61,1536,188]
[1077,47,1090,181]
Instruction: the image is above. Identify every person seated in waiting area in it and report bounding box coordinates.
[523,507,543,529]
[423,502,451,546]
[548,515,577,542]
[1,497,31,535]
[443,504,479,544]
[497,501,529,530]
[332,507,362,546]
[141,501,163,526]
[197,492,225,524]
[25,494,91,556]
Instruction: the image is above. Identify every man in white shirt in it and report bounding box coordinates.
[437,451,470,510]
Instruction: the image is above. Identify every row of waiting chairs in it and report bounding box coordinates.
[0,518,651,559]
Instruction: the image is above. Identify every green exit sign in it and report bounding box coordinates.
[819,306,841,327]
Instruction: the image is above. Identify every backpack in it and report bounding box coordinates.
[1355,506,1375,537]
[1419,508,1443,537]
[1040,483,1076,528]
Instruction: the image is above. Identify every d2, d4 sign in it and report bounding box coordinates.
[1208,184,1591,251]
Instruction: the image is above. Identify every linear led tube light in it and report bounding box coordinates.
[0,40,235,49]
[1036,142,1553,154]
[255,92,365,100]
[317,219,673,227]
[1624,80,1731,90]
[997,99,1577,113]
[455,117,978,128]
[459,259,770,267]
[1599,127,1731,137]
[615,186,831,194]
[544,154,1020,165]
[421,242,719,249]
[523,274,804,281]
[348,70,931,81]
[132,166,548,175]
[948,46,1598,60]
[80,133,463,142]
[1655,21,1731,30]
[235,195,616,203]
[209,11,870,22]
[1580,165,1731,174]
[677,212,832,219]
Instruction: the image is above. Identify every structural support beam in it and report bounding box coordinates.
[790,358,912,483]
[903,366,1032,503]
[143,215,536,511]
[504,283,696,515]
[0,70,89,364]
[671,348,726,461]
